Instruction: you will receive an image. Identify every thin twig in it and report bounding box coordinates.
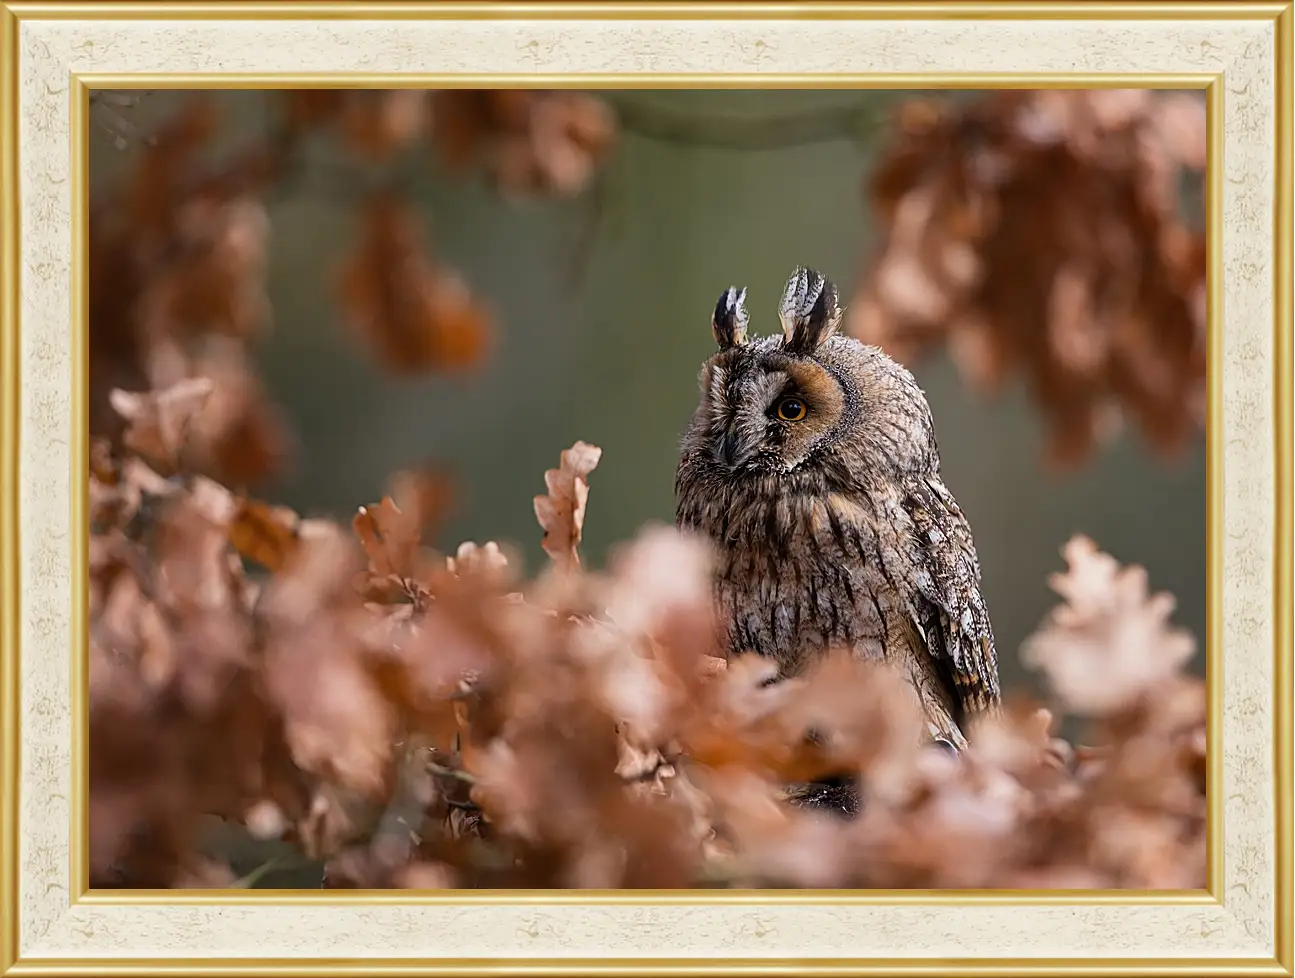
[427,760,477,785]
[231,855,282,888]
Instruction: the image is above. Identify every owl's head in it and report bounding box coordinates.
[679,267,938,491]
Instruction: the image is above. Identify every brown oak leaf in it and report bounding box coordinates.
[533,440,602,569]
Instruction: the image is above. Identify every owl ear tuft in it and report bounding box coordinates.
[779,267,841,354]
[711,286,750,350]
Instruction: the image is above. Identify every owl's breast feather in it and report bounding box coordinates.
[701,495,911,674]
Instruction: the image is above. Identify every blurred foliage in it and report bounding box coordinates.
[852,90,1206,467]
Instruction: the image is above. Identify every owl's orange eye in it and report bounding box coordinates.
[776,397,808,422]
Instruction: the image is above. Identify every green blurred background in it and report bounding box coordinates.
[91,88,1207,698]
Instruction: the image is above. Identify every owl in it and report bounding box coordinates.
[675,267,1000,757]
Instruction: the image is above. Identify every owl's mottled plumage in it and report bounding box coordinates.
[675,267,1000,752]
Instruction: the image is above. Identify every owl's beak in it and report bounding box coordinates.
[718,426,742,467]
[716,420,761,469]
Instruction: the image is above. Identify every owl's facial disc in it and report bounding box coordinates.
[701,352,847,475]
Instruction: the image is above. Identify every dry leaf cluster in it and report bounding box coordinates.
[427,90,617,198]
[335,195,493,375]
[90,98,289,487]
[281,89,616,195]
[91,407,1206,889]
[279,88,616,198]
[850,90,1207,467]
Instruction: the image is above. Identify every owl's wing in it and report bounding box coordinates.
[903,476,1001,716]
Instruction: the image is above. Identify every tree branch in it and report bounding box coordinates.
[602,93,892,151]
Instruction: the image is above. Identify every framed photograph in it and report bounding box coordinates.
[1,1,1289,975]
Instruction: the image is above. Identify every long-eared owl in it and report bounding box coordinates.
[674,267,1000,752]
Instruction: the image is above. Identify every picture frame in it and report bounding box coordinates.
[0,2,1288,975]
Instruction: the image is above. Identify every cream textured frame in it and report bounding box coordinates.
[0,2,1289,976]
